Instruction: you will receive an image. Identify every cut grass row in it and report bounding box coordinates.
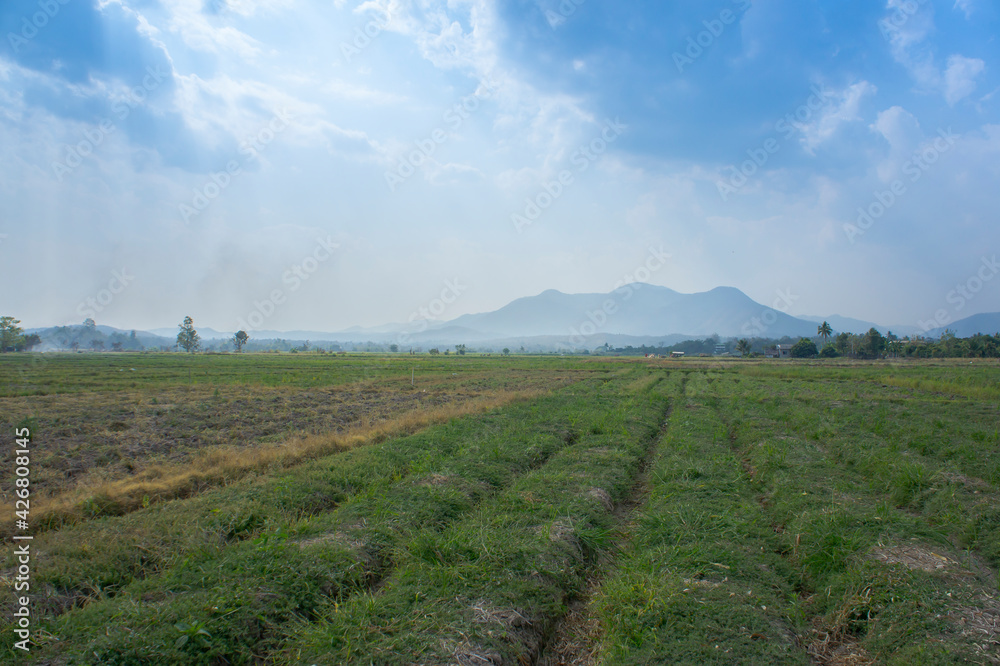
[594,370,808,664]
[282,372,678,664]
[7,368,672,663]
[591,367,999,664]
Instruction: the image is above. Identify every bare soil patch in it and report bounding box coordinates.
[1,383,478,494]
[871,543,967,574]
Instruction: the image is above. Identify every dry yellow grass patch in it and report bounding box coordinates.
[22,388,549,534]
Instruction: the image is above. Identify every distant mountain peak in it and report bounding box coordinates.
[443,284,819,341]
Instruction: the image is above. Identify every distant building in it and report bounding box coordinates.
[776,344,793,359]
[670,351,685,358]
[713,344,728,355]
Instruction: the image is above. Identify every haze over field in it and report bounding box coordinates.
[1,0,999,335]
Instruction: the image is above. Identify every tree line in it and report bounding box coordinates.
[7,314,999,359]
[0,317,41,352]
[778,325,1000,359]
[605,323,1000,360]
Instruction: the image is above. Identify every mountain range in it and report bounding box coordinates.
[29,285,999,351]
[924,312,1000,338]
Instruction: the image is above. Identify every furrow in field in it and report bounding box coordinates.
[281,371,673,665]
[531,372,688,666]
[588,371,810,665]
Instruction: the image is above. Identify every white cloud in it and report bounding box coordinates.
[884,0,939,88]
[944,54,985,105]
[870,105,923,180]
[356,0,498,75]
[172,74,294,139]
[168,73,382,162]
[315,120,386,162]
[799,81,877,153]
[425,160,484,186]
[882,2,984,105]
[953,0,975,19]
[323,79,407,105]
[350,0,600,187]
[872,105,923,150]
[162,0,268,59]
[217,0,295,18]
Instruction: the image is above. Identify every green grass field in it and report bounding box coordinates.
[2,354,999,664]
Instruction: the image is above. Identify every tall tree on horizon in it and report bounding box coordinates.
[177,316,201,353]
[818,321,833,346]
[0,316,23,352]
[233,330,249,352]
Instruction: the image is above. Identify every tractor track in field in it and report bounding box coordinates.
[532,377,683,666]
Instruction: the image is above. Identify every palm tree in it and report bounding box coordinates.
[817,321,833,346]
[736,338,752,357]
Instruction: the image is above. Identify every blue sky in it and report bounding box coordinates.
[1,0,998,333]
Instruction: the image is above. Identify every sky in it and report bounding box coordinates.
[1,0,998,334]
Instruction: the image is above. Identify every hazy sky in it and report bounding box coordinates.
[1,0,998,333]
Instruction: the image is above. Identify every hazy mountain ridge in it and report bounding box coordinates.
[444,285,820,341]
[924,312,1000,338]
[26,286,994,350]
